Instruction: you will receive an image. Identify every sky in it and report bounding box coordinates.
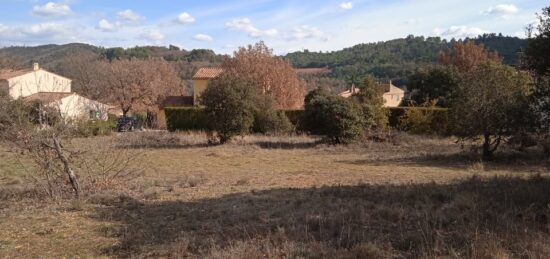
[0,0,546,54]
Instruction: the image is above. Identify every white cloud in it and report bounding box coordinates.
[32,2,72,17]
[285,25,328,41]
[483,4,519,15]
[140,29,164,43]
[339,2,353,10]
[96,19,119,32]
[0,24,8,33]
[405,18,422,24]
[193,34,213,42]
[117,9,145,24]
[225,18,277,38]
[433,26,489,38]
[176,12,195,24]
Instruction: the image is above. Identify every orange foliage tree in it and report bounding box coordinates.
[439,41,502,73]
[223,42,306,109]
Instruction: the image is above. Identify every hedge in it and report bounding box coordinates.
[388,107,450,135]
[165,106,449,135]
[165,107,208,132]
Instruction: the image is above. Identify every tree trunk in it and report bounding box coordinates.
[52,137,81,198]
[482,132,493,161]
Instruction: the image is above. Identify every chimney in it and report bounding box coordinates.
[33,63,40,71]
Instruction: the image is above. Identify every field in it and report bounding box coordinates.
[0,132,549,258]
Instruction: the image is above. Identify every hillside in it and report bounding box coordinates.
[284,34,528,81]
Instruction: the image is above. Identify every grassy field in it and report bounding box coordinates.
[0,132,549,258]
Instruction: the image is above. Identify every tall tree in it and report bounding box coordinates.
[439,41,502,73]
[55,53,105,100]
[451,62,532,160]
[98,58,183,116]
[201,75,258,144]
[523,6,550,132]
[407,67,459,107]
[223,42,306,109]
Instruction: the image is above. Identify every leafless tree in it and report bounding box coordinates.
[98,58,184,116]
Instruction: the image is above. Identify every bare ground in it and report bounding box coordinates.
[0,132,549,258]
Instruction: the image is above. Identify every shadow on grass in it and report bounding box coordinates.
[338,150,550,172]
[91,175,550,258]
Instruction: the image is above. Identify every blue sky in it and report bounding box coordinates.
[0,0,546,54]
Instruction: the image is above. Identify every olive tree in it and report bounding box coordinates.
[200,75,258,144]
[451,62,532,159]
[303,88,365,144]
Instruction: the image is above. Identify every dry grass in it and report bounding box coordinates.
[0,132,549,258]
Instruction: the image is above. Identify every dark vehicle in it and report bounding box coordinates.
[116,116,138,132]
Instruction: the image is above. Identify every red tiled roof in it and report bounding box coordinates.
[0,69,34,80]
[192,68,224,80]
[23,92,73,103]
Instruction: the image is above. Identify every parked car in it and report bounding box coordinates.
[116,116,138,132]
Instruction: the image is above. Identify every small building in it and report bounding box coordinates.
[0,63,110,121]
[381,81,406,107]
[192,67,223,105]
[338,81,406,107]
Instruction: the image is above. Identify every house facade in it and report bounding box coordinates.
[192,67,224,105]
[0,63,110,121]
[338,81,406,107]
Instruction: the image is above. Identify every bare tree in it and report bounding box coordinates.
[98,58,183,116]
[0,94,81,198]
[223,42,306,109]
[55,53,105,101]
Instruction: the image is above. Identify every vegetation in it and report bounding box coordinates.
[165,107,209,132]
[523,6,550,132]
[351,76,389,130]
[303,88,365,143]
[201,75,258,143]
[285,34,526,81]
[407,67,459,107]
[451,62,532,160]
[223,41,306,109]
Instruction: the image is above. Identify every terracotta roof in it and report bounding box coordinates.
[23,92,73,103]
[192,68,224,80]
[0,69,34,80]
[160,96,194,108]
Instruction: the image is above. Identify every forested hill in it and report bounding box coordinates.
[0,43,224,71]
[284,34,527,80]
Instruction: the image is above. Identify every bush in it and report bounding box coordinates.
[303,88,365,144]
[201,75,258,144]
[398,104,450,135]
[252,96,293,134]
[165,107,208,132]
[351,76,389,130]
[388,107,449,134]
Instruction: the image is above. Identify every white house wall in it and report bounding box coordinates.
[53,94,109,121]
[8,70,71,99]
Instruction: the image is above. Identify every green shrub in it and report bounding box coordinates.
[303,88,365,144]
[252,96,293,134]
[201,75,258,144]
[165,107,208,132]
[351,76,389,130]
